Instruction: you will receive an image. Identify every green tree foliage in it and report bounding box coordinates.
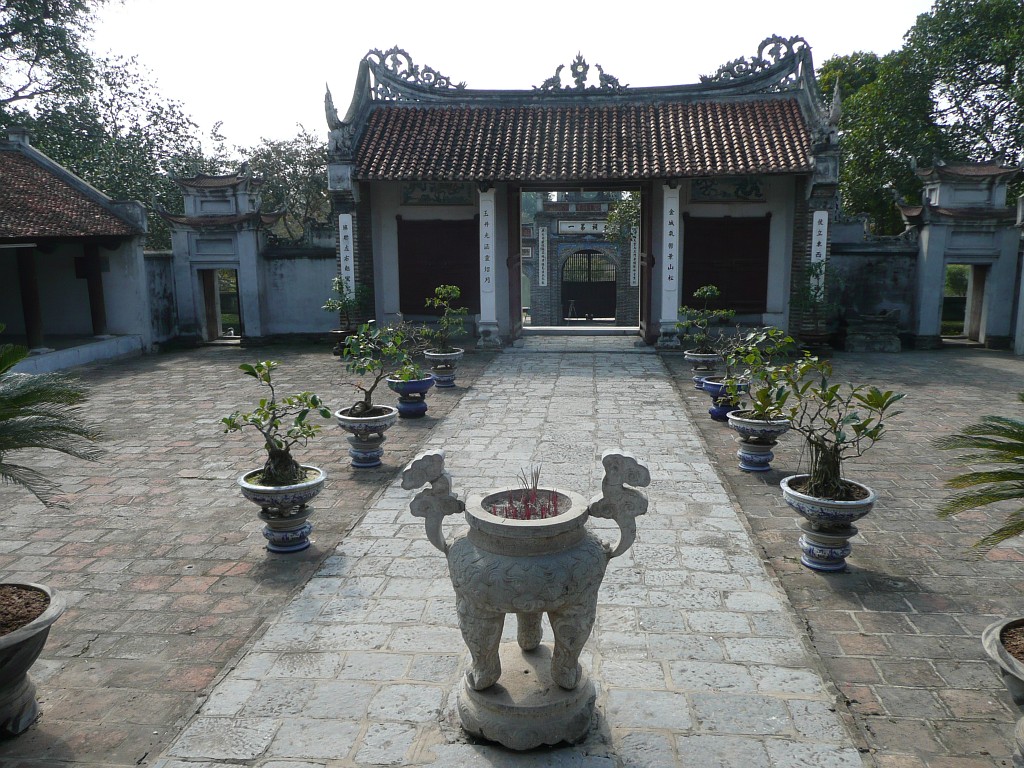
[9,56,208,249]
[239,126,330,242]
[604,192,640,246]
[817,51,882,106]
[819,0,1024,234]
[906,0,1024,162]
[821,49,950,233]
[0,0,100,107]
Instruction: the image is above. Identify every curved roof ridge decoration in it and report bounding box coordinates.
[326,36,835,182]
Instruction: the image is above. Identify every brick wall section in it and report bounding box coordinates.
[788,176,810,330]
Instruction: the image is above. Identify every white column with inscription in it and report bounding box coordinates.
[337,213,356,296]
[658,184,681,346]
[478,188,501,346]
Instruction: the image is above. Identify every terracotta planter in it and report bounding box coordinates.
[0,582,66,736]
[781,474,877,572]
[238,465,326,552]
[335,405,399,468]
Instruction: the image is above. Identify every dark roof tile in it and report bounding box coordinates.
[0,149,139,238]
[356,99,811,181]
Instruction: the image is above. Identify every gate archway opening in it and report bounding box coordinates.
[518,189,644,329]
[561,250,617,323]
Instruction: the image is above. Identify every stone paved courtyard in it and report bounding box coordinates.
[1,338,1023,767]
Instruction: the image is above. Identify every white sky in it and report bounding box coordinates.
[90,0,936,150]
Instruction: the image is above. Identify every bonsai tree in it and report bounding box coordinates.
[221,361,332,486]
[0,327,103,506]
[777,355,905,500]
[424,284,468,353]
[725,327,797,422]
[935,393,1024,554]
[677,285,735,354]
[341,323,410,414]
[322,277,372,332]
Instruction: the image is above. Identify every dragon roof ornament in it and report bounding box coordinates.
[534,53,628,93]
[701,35,810,84]
[364,47,466,101]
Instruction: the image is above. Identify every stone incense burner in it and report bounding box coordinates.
[402,449,650,750]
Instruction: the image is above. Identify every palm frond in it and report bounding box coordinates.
[946,469,1024,489]
[971,510,1024,555]
[938,484,1024,516]
[0,461,65,507]
[0,359,103,508]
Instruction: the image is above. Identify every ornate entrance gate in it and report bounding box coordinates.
[561,250,616,320]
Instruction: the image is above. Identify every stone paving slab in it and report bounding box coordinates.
[154,338,863,767]
[0,342,494,768]
[665,345,1024,768]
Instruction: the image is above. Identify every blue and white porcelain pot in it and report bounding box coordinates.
[424,348,464,388]
[780,474,877,572]
[238,465,326,553]
[335,405,400,468]
[386,375,436,418]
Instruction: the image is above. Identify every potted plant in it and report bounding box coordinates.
[322,277,372,355]
[698,326,750,421]
[724,327,797,471]
[221,361,332,553]
[385,323,435,418]
[677,285,735,388]
[775,354,905,571]
[934,393,1024,762]
[0,327,102,735]
[336,323,404,467]
[423,284,468,388]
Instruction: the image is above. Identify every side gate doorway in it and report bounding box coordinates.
[561,249,616,322]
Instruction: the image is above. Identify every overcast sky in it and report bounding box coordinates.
[90,0,936,150]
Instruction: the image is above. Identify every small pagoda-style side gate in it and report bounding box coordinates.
[325,37,841,345]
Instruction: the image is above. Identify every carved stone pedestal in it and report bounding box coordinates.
[457,643,595,750]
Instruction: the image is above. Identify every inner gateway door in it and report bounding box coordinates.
[682,216,771,313]
[561,250,616,320]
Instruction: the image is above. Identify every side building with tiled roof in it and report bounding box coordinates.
[0,127,152,369]
[325,37,841,344]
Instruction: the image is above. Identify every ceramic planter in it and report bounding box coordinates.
[403,450,651,750]
[424,348,464,388]
[0,582,66,736]
[238,465,326,552]
[335,405,399,468]
[700,376,748,421]
[683,349,721,389]
[982,618,1024,763]
[386,375,436,418]
[727,410,791,472]
[780,474,877,572]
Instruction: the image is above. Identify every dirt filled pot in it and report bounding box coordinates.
[781,474,877,572]
[238,465,326,553]
[0,582,66,736]
[335,405,399,468]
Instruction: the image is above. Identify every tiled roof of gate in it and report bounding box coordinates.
[356,98,812,181]
[0,148,140,238]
